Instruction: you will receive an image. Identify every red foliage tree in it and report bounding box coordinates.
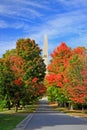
[45,42,72,104]
[14,78,22,86]
[47,42,72,87]
[65,47,87,106]
[9,55,25,79]
[2,54,26,112]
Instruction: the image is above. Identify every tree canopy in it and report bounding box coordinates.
[45,42,87,109]
[0,38,46,112]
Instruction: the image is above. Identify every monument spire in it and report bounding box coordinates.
[43,35,48,74]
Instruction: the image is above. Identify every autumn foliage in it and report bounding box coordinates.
[45,42,87,109]
[0,38,46,111]
[1,38,87,111]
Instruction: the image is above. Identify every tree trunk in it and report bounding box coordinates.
[69,102,73,110]
[7,101,11,110]
[15,104,18,112]
[64,103,67,108]
[82,105,84,112]
[70,104,73,110]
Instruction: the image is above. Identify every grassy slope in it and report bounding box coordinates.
[49,103,87,118]
[0,114,26,130]
[0,104,38,130]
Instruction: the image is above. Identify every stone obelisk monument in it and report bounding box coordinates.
[43,35,48,74]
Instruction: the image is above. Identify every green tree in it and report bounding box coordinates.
[0,38,46,111]
[16,38,46,81]
[8,55,26,112]
[0,58,14,110]
[46,42,71,105]
[1,49,26,112]
[65,47,87,110]
[3,49,16,58]
[16,38,46,103]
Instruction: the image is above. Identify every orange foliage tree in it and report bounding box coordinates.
[45,42,72,104]
[8,55,25,112]
[16,38,46,103]
[46,43,87,109]
[63,47,87,109]
[0,58,15,110]
[0,38,46,112]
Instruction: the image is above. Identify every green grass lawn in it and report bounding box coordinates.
[53,106,87,118]
[0,114,26,130]
[0,104,38,130]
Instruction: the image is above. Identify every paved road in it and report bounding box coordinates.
[25,98,87,130]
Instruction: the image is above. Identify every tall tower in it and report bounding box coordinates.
[43,35,48,74]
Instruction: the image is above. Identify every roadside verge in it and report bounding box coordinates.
[13,113,34,130]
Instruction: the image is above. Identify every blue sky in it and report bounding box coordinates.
[0,0,87,57]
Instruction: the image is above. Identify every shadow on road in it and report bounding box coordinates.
[25,98,87,130]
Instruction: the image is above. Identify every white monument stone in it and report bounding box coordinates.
[43,35,48,74]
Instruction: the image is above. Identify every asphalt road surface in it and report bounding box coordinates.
[25,98,87,130]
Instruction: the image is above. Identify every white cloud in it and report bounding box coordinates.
[58,0,87,7]
[0,40,16,57]
[24,7,87,55]
[67,34,87,48]
[0,20,8,28]
[27,9,87,38]
[0,0,87,57]
[0,19,27,29]
[0,0,49,21]
[16,0,49,9]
